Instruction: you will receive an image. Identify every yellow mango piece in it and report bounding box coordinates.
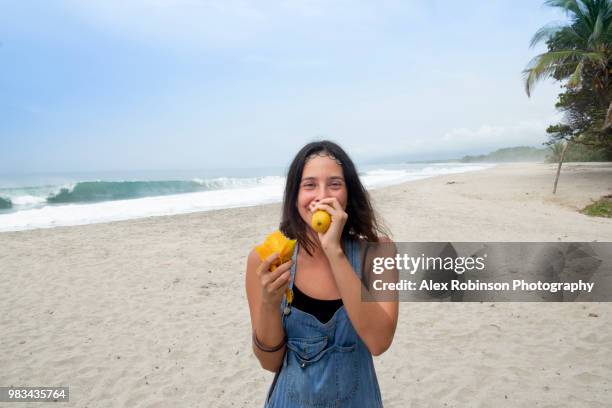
[255,230,296,269]
[255,230,297,304]
[279,239,296,263]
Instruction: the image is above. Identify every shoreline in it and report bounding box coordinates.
[0,162,494,234]
[2,161,611,238]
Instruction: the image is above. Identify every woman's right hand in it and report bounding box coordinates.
[257,253,293,307]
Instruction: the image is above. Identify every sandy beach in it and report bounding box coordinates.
[1,162,612,407]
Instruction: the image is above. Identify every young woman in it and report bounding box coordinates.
[245,140,398,407]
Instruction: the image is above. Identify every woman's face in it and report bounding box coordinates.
[297,154,348,229]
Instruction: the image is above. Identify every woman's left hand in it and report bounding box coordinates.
[311,197,348,255]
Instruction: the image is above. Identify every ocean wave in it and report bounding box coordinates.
[11,195,47,206]
[45,177,284,204]
[0,183,285,232]
[0,196,12,209]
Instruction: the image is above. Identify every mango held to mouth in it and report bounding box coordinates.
[311,210,331,233]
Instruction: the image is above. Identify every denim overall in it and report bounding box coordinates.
[264,238,384,408]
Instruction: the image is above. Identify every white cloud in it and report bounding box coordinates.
[443,120,548,144]
[426,120,555,153]
[345,118,558,161]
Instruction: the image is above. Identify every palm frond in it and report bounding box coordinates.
[588,7,604,45]
[530,23,568,48]
[523,49,605,96]
[544,0,585,16]
[556,25,590,47]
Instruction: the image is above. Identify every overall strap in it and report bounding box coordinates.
[288,241,299,293]
[281,241,300,313]
[346,237,363,280]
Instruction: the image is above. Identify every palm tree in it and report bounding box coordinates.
[524,0,612,193]
[524,0,612,105]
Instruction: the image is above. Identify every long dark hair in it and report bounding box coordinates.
[279,140,389,255]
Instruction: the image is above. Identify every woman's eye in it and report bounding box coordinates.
[303,183,315,188]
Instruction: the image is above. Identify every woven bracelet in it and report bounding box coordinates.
[252,331,286,352]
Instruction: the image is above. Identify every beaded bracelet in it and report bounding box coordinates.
[252,331,286,352]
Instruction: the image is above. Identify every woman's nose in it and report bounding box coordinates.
[314,187,325,200]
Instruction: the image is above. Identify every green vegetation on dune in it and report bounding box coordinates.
[581,195,612,218]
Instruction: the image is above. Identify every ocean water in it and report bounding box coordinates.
[0,162,494,232]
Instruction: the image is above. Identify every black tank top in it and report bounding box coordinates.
[292,284,343,324]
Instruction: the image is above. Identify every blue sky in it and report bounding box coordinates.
[1,0,565,173]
